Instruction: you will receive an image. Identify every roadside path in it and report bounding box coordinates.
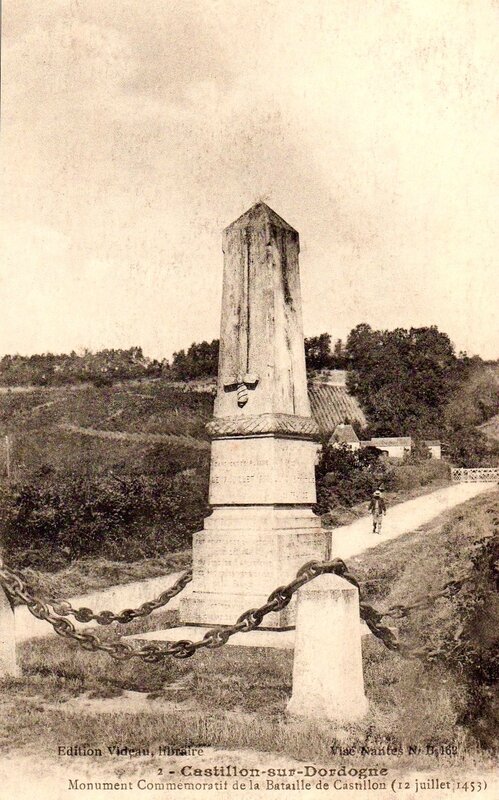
[14,481,494,642]
[328,481,493,559]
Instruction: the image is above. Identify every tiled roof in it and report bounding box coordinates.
[330,424,360,444]
[308,384,366,435]
[424,440,441,446]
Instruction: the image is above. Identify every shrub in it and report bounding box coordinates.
[90,374,113,388]
[445,425,499,467]
[315,443,391,514]
[0,468,209,569]
[389,460,450,491]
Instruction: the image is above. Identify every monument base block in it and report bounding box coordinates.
[209,436,318,506]
[179,506,326,628]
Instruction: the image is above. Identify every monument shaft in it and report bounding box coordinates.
[216,203,310,419]
[180,204,325,628]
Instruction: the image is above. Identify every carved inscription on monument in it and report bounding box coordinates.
[209,437,317,505]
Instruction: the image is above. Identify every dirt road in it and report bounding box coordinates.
[328,481,494,559]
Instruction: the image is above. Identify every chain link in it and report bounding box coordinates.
[381,578,465,620]
[50,569,193,625]
[0,558,382,662]
[0,558,461,663]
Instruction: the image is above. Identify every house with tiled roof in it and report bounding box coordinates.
[308,370,366,436]
[358,437,442,459]
[328,423,361,451]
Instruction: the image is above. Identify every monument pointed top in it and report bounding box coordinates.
[225,202,297,234]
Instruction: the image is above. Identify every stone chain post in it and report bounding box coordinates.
[287,573,368,722]
[0,555,18,677]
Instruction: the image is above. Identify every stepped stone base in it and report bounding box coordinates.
[179,506,326,628]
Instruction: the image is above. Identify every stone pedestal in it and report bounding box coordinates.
[0,586,18,678]
[179,429,325,627]
[180,504,326,627]
[287,574,368,721]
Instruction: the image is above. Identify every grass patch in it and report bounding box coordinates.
[0,643,493,772]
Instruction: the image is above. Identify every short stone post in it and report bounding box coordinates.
[0,582,18,677]
[287,573,368,721]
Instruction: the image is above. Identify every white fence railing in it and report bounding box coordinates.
[451,467,499,483]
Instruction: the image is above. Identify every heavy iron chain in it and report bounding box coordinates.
[50,570,193,625]
[382,579,465,620]
[0,558,460,662]
[0,558,403,662]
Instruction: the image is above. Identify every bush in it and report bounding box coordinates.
[389,460,450,491]
[448,527,499,748]
[91,374,113,388]
[446,425,499,467]
[0,468,210,569]
[315,443,391,514]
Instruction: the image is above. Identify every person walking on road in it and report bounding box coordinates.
[369,489,386,534]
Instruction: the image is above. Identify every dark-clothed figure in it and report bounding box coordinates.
[369,489,386,534]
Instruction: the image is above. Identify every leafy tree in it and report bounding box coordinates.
[171,339,219,380]
[444,366,499,429]
[304,333,333,370]
[169,331,349,378]
[332,338,348,367]
[346,324,463,438]
[345,323,499,465]
[315,441,391,513]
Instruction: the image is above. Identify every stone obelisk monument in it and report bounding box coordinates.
[180,203,326,628]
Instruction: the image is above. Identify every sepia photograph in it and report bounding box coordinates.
[0,1,498,798]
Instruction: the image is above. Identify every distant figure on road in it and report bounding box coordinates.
[369,489,386,534]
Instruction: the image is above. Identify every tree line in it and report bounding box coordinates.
[169,326,499,465]
[1,328,497,465]
[0,347,165,387]
[167,333,348,380]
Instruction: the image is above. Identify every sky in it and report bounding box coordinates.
[1,0,498,361]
